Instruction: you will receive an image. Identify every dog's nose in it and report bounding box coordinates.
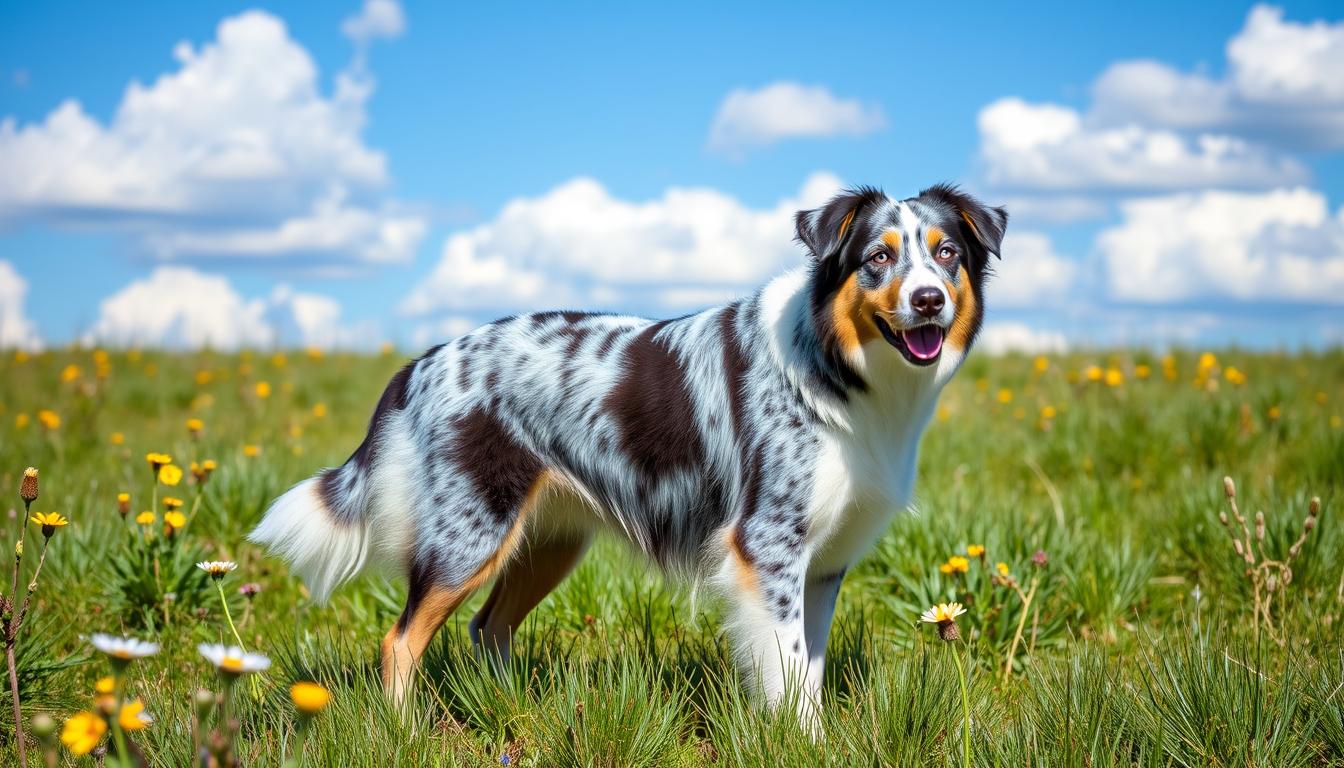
[911,287,945,318]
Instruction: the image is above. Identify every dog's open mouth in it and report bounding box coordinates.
[875,316,944,367]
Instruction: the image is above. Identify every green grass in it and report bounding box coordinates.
[0,346,1341,766]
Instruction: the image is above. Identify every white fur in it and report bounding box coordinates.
[248,414,418,602]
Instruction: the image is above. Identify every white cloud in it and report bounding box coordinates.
[0,260,41,349]
[401,172,843,317]
[978,98,1306,192]
[1085,6,1344,151]
[342,0,406,46]
[707,83,885,157]
[976,322,1068,355]
[0,10,423,267]
[989,232,1077,308]
[1098,187,1344,304]
[85,267,374,349]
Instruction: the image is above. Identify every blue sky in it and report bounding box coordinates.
[1,1,1342,351]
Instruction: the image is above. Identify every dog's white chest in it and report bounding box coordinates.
[804,394,934,575]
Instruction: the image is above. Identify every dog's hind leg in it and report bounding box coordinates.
[382,466,553,705]
[468,528,591,664]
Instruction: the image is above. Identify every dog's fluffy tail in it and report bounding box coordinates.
[248,363,418,603]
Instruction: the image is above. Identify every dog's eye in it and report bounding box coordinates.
[870,250,890,264]
[936,245,958,263]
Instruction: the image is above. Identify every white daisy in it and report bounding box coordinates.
[198,643,270,676]
[196,561,238,579]
[90,634,160,662]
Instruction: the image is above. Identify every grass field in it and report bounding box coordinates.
[0,345,1341,767]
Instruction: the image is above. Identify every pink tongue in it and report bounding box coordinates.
[902,326,944,360]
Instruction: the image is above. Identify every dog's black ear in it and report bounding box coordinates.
[795,186,885,261]
[921,183,1008,260]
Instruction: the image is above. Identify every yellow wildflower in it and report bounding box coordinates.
[30,512,69,537]
[110,432,125,445]
[186,417,204,436]
[255,381,272,399]
[61,711,106,755]
[943,555,970,574]
[37,410,60,430]
[996,562,1010,577]
[1033,356,1049,373]
[1084,365,1103,382]
[136,511,156,526]
[312,402,328,419]
[966,544,985,558]
[118,699,152,731]
[1224,366,1246,386]
[60,364,82,383]
[1040,405,1057,419]
[1104,368,1124,387]
[243,444,261,457]
[164,511,187,530]
[1134,364,1151,379]
[15,413,29,429]
[996,388,1013,404]
[163,496,183,511]
[1268,405,1281,420]
[146,452,172,472]
[158,464,183,486]
[290,681,331,716]
[919,602,967,642]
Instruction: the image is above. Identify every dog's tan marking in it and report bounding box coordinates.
[880,229,903,253]
[925,226,944,254]
[830,271,903,355]
[837,208,857,240]
[471,531,589,659]
[944,265,979,352]
[382,470,556,702]
[727,527,759,595]
[958,210,982,245]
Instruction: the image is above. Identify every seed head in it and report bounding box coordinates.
[20,467,38,506]
[1223,476,1236,499]
[1218,511,1229,526]
[1308,497,1320,518]
[1304,516,1316,533]
[1233,539,1244,556]
[1254,511,1265,541]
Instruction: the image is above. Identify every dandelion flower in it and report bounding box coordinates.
[920,602,967,642]
[158,464,183,486]
[943,555,970,574]
[15,413,29,429]
[996,562,1010,577]
[290,681,331,716]
[1134,364,1151,379]
[186,418,204,436]
[312,403,328,419]
[163,496,184,511]
[93,676,116,709]
[110,432,125,445]
[117,492,131,516]
[146,452,172,473]
[1104,367,1124,387]
[197,561,238,580]
[135,511,156,526]
[164,511,187,531]
[90,634,159,666]
[37,409,61,430]
[29,511,68,537]
[198,643,270,676]
[1040,405,1057,420]
[243,444,261,458]
[996,388,1013,404]
[255,381,272,399]
[118,699,153,731]
[966,544,985,558]
[60,711,107,756]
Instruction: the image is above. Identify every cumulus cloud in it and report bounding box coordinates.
[85,266,375,349]
[0,260,41,349]
[978,98,1306,192]
[975,322,1068,355]
[1098,187,1344,304]
[989,232,1077,309]
[0,10,423,267]
[707,83,885,157]
[342,0,406,46]
[401,173,843,317]
[1091,7,1344,150]
[978,6,1344,196]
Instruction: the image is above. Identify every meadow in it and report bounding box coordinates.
[0,344,1341,767]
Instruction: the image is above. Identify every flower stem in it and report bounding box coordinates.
[111,674,132,768]
[216,582,261,700]
[952,644,971,768]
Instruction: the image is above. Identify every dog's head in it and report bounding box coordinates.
[796,184,1007,379]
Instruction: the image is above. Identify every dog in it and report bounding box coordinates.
[250,183,1007,728]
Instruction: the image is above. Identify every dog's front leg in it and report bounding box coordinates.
[802,570,845,711]
[722,527,815,731]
